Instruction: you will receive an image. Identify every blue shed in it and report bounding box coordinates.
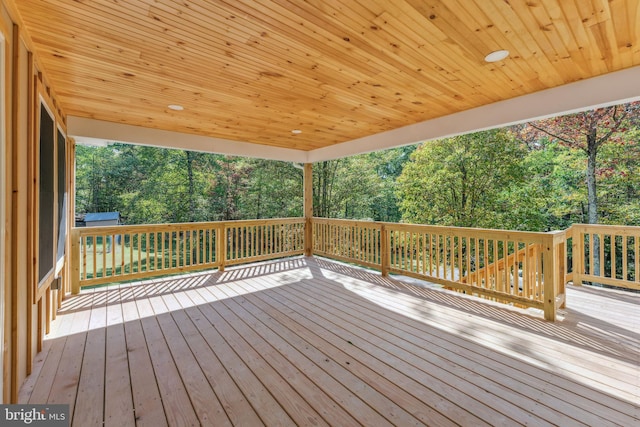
[84,212,121,227]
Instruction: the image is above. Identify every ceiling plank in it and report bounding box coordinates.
[12,0,640,154]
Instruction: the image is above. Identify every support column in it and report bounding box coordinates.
[70,229,80,294]
[303,163,313,256]
[572,226,584,286]
[380,224,389,277]
[217,224,226,272]
[63,138,76,298]
[542,234,557,321]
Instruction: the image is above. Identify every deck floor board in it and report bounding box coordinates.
[19,257,640,426]
[288,277,602,426]
[234,278,479,426]
[213,286,393,427]
[123,319,166,427]
[305,277,634,425]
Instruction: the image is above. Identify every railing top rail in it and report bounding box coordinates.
[380,222,549,237]
[71,222,222,235]
[224,217,305,226]
[548,229,568,244]
[72,217,306,235]
[312,217,558,243]
[72,217,640,246]
[314,217,547,233]
[312,217,382,227]
[570,223,640,234]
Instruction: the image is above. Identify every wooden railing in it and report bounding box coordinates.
[312,218,383,270]
[570,224,640,291]
[388,224,568,321]
[70,218,304,292]
[70,217,639,321]
[312,219,566,320]
[223,218,305,266]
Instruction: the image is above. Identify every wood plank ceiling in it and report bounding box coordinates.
[14,0,640,151]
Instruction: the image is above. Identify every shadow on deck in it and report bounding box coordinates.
[19,256,640,426]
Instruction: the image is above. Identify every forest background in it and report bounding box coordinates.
[75,102,640,232]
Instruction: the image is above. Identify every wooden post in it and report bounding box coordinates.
[217,224,225,272]
[549,230,567,311]
[556,239,566,308]
[303,163,313,257]
[70,228,80,294]
[542,235,556,321]
[45,289,51,335]
[571,225,583,286]
[64,138,76,298]
[381,224,389,277]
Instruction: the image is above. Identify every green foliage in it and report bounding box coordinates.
[522,102,640,224]
[75,145,303,224]
[367,146,415,221]
[313,157,381,219]
[508,139,586,230]
[312,146,412,221]
[397,122,640,231]
[396,130,529,228]
[597,128,640,225]
[243,159,303,219]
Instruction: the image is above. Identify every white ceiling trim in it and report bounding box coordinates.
[69,66,640,163]
[68,117,309,163]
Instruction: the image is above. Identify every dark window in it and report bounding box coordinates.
[38,105,55,284]
[56,129,66,265]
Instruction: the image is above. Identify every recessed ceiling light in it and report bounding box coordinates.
[484,50,510,63]
[291,129,302,134]
[168,104,184,111]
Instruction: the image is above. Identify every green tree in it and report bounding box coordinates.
[243,159,303,219]
[311,146,414,221]
[75,145,307,224]
[396,130,527,228]
[75,144,121,214]
[523,102,639,224]
[597,128,640,225]
[313,157,380,219]
[207,156,251,221]
[522,103,640,277]
[367,146,415,222]
[498,138,587,231]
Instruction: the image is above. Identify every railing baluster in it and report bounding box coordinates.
[622,235,627,281]
[633,233,640,283]
[610,234,616,279]
[81,235,87,281]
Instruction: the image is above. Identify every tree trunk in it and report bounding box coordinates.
[91,153,99,212]
[186,151,195,221]
[585,131,600,276]
[585,133,598,224]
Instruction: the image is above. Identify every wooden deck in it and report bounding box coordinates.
[19,256,640,426]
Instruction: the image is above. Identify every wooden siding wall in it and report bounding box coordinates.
[1,0,70,403]
[0,9,7,405]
